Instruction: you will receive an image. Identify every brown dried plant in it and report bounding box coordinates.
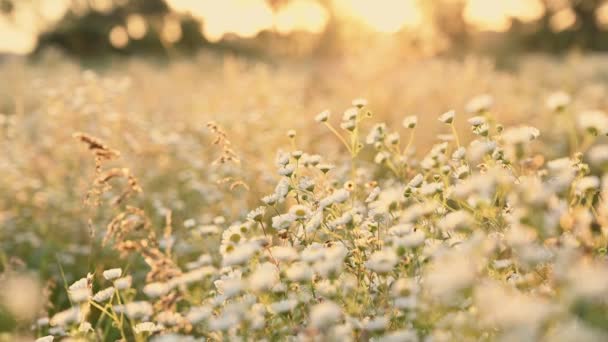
[206,121,250,192]
[72,132,120,170]
[73,132,141,207]
[207,121,240,165]
[74,133,181,285]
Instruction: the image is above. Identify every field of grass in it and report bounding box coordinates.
[2,52,608,341]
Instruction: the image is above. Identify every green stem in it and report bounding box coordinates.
[324,122,353,154]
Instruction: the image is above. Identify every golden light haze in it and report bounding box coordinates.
[0,0,70,54]
[333,0,423,33]
[463,0,545,32]
[274,0,328,35]
[167,0,548,39]
[0,0,582,54]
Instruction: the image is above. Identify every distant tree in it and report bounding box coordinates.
[5,0,608,58]
[35,0,173,57]
[428,0,608,55]
[30,0,337,58]
[510,0,608,53]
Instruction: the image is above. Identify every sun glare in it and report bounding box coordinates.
[167,0,275,42]
[39,0,70,22]
[167,0,545,38]
[274,0,329,35]
[505,0,545,22]
[597,1,608,29]
[464,0,512,32]
[168,0,330,42]
[126,14,147,40]
[334,0,423,33]
[0,0,577,54]
[0,0,70,54]
[550,7,577,32]
[464,0,545,32]
[0,17,37,55]
[168,0,421,41]
[109,25,129,48]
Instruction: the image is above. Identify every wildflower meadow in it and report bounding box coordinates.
[1,53,608,341]
[2,1,608,341]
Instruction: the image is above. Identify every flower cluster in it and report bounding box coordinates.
[3,55,608,341]
[22,95,608,341]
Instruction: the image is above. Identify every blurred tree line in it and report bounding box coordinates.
[526,0,608,51]
[1,0,608,58]
[432,0,608,55]
[1,0,204,57]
